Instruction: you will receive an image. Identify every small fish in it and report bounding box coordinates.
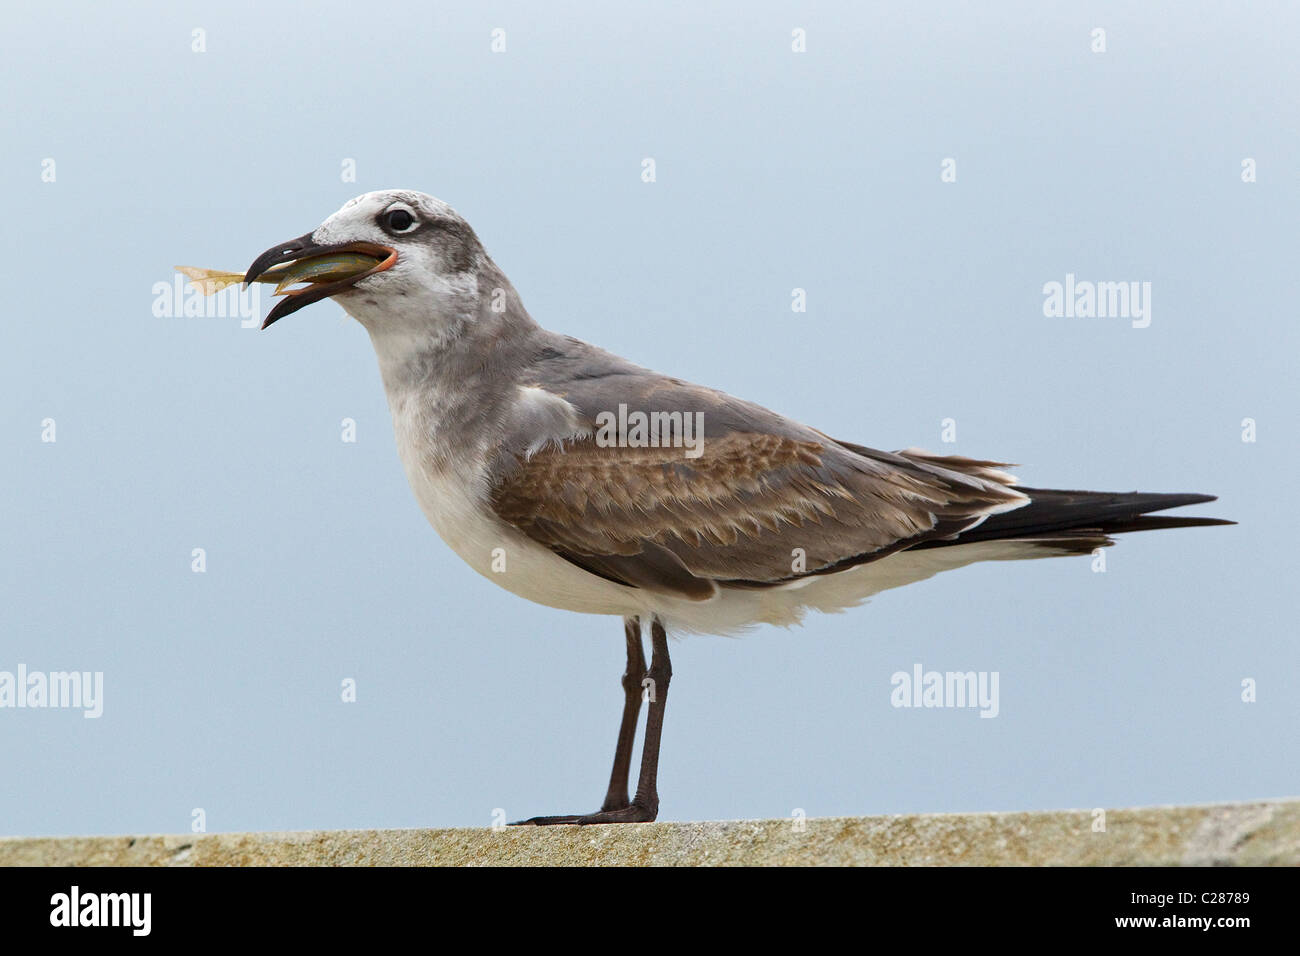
[175,252,383,296]
[173,266,247,295]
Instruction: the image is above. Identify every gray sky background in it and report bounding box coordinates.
[2,1,1296,837]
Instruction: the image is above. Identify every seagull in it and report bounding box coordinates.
[244,189,1231,825]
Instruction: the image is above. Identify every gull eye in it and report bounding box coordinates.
[384,208,416,233]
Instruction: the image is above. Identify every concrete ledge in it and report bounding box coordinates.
[3,799,1296,866]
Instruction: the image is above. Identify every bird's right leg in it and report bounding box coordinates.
[510,616,646,825]
[600,616,647,811]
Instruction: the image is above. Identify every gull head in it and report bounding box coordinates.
[244,190,487,332]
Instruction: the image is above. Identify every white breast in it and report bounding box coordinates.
[386,387,645,618]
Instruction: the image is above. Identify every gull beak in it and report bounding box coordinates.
[244,233,397,329]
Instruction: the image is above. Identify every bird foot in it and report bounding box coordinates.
[510,803,658,826]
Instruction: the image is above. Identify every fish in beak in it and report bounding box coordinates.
[242,233,397,329]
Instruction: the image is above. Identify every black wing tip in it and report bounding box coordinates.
[1112,514,1236,531]
[1014,488,1221,511]
[1163,491,1217,507]
[923,487,1234,550]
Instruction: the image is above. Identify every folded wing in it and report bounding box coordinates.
[488,352,1029,599]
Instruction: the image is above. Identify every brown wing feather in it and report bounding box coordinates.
[489,430,1026,597]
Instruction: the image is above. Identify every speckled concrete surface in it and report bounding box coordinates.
[3,799,1296,866]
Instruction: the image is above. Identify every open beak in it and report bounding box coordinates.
[244,233,397,329]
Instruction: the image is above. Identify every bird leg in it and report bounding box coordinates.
[512,616,671,825]
[600,617,648,811]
